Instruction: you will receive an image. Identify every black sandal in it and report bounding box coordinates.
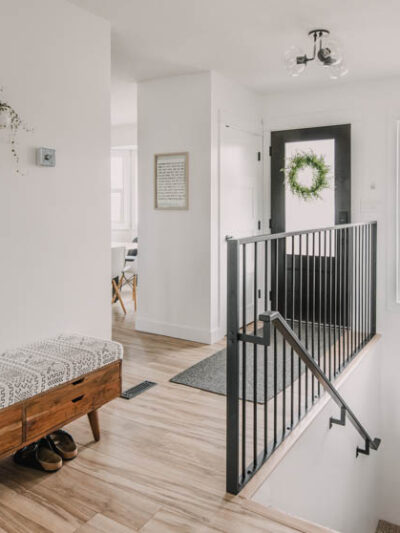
[14,438,63,472]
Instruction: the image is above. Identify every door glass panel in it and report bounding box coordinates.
[285,139,335,255]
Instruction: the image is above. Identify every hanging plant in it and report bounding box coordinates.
[282,151,330,201]
[0,88,33,175]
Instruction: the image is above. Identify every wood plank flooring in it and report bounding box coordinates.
[0,288,334,532]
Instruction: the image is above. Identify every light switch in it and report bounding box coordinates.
[37,147,56,167]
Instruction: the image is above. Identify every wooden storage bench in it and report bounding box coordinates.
[0,334,123,460]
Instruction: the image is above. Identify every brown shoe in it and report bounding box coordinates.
[48,430,78,460]
[14,438,63,472]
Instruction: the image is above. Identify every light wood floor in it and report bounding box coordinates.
[0,287,332,533]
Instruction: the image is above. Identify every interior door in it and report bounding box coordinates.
[270,124,351,323]
[220,124,263,333]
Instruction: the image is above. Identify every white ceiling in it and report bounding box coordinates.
[110,80,137,126]
[69,0,400,122]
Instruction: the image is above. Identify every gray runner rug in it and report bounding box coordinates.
[171,325,333,403]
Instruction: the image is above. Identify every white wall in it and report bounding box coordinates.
[259,76,400,525]
[111,124,137,148]
[0,0,111,350]
[137,72,262,343]
[252,340,382,533]
[137,73,212,342]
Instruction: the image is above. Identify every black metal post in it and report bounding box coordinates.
[226,239,240,494]
[371,222,377,335]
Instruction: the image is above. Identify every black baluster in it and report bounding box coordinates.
[361,225,364,346]
[357,226,361,352]
[264,240,269,455]
[324,230,328,379]
[298,234,302,420]
[318,231,322,396]
[273,239,278,448]
[312,232,316,402]
[329,229,333,380]
[332,230,339,377]
[291,235,295,428]
[241,244,246,480]
[338,229,342,372]
[282,238,287,438]
[253,242,258,468]
[344,228,348,363]
[305,232,309,410]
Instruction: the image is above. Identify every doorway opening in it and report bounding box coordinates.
[219,121,264,336]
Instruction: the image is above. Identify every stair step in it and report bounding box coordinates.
[377,520,400,533]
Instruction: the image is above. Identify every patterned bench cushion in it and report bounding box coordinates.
[0,334,123,410]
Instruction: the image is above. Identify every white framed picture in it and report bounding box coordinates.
[154,152,189,210]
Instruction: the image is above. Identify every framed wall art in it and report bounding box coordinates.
[154,152,189,210]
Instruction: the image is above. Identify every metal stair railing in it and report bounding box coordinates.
[226,221,378,495]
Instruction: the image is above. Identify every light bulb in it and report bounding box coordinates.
[319,38,343,66]
[329,62,349,79]
[284,46,306,77]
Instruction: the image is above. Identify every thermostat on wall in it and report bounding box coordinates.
[36,147,56,167]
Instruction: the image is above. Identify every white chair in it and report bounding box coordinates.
[121,259,138,311]
[111,246,126,314]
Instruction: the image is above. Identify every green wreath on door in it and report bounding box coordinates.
[282,151,330,201]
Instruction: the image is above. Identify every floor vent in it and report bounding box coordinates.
[120,381,157,400]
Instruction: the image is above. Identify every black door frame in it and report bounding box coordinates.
[270,124,351,234]
[270,124,351,325]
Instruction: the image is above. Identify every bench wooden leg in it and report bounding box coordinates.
[88,410,100,441]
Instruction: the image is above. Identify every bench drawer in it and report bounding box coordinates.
[0,404,23,456]
[25,362,120,440]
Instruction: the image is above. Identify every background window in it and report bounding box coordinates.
[111,149,132,230]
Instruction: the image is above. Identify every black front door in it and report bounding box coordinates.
[270,124,351,324]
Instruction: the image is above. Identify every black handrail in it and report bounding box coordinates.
[236,221,376,244]
[260,310,381,456]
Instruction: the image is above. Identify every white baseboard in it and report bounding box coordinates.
[135,317,219,344]
[209,327,225,344]
[212,303,257,344]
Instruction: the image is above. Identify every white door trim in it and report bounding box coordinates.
[214,111,265,342]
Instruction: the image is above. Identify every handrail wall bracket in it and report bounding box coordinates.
[330,406,347,429]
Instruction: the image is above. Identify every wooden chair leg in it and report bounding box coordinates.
[112,278,117,304]
[112,279,126,314]
[88,410,100,441]
[133,275,137,311]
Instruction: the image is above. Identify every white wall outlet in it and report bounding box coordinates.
[36,147,56,167]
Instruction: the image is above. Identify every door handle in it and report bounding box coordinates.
[225,235,234,241]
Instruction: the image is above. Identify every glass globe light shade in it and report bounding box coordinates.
[319,38,343,66]
[284,46,306,77]
[329,62,349,80]
[0,109,11,129]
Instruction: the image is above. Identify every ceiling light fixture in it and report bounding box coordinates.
[284,29,348,79]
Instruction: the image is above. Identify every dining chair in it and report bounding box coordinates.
[121,259,138,311]
[111,246,126,314]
